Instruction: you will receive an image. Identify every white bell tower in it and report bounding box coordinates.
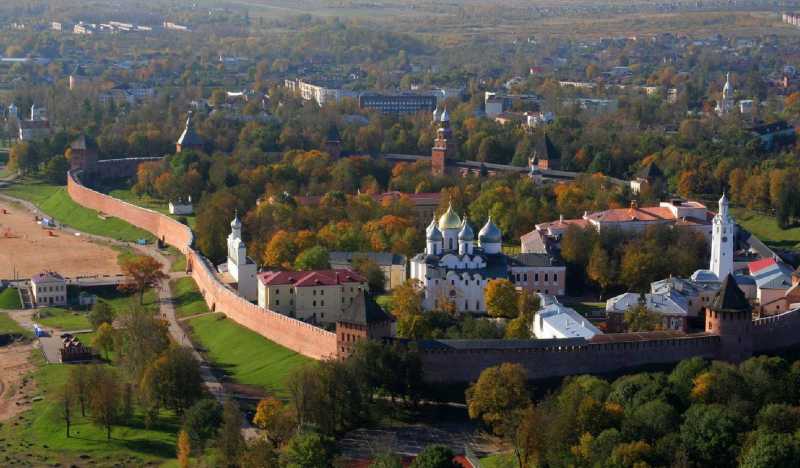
[710,193,734,280]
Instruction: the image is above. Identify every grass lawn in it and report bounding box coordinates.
[105,186,196,228]
[187,313,310,396]
[732,207,800,251]
[170,277,209,319]
[93,286,158,315]
[35,308,92,331]
[0,310,30,337]
[0,286,22,309]
[171,254,187,273]
[563,300,607,318]
[0,354,181,466]
[480,452,515,468]
[1,179,154,243]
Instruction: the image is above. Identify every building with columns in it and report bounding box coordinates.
[217,213,258,301]
[410,204,565,313]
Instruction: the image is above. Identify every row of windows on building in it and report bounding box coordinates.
[273,286,362,296]
[513,272,558,283]
[38,285,65,293]
[273,297,357,308]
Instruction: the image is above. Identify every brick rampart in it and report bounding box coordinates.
[419,334,721,383]
[67,169,337,360]
[752,308,800,353]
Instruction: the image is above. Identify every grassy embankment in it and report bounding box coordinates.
[0,310,30,338]
[0,354,181,466]
[105,185,196,229]
[34,287,157,331]
[0,285,22,309]
[187,313,310,396]
[1,179,154,243]
[732,207,800,252]
[169,277,209,319]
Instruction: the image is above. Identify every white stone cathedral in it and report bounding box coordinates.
[410,204,508,313]
[710,193,734,280]
[219,212,258,301]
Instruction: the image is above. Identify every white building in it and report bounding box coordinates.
[31,271,67,307]
[710,193,734,280]
[533,295,601,340]
[168,197,193,215]
[715,72,736,116]
[410,205,564,313]
[217,213,257,301]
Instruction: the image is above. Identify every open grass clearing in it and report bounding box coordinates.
[187,313,310,396]
[170,277,209,319]
[0,286,22,309]
[35,308,91,331]
[0,354,181,466]
[0,310,30,338]
[732,207,800,252]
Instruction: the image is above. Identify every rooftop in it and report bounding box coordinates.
[258,269,366,287]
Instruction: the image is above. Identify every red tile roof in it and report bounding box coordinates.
[586,206,675,223]
[749,258,777,275]
[258,269,366,287]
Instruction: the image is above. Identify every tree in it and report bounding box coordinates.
[116,306,170,380]
[240,438,279,468]
[263,230,297,268]
[281,430,335,468]
[217,401,245,467]
[67,365,90,416]
[352,256,386,293]
[740,432,800,468]
[409,445,459,468]
[58,382,74,438]
[88,301,115,329]
[93,322,115,360]
[484,279,518,319]
[8,142,37,174]
[623,303,662,332]
[293,245,330,271]
[679,404,743,467]
[177,429,191,468]
[182,399,223,450]
[587,244,615,299]
[253,396,296,447]
[142,345,203,415]
[118,255,168,305]
[88,366,122,440]
[43,155,69,184]
[466,363,531,438]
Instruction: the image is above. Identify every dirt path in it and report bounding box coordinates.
[0,342,35,422]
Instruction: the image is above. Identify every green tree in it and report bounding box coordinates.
[43,155,69,184]
[466,363,531,439]
[293,245,330,271]
[88,301,115,329]
[142,345,203,415]
[679,404,743,467]
[370,452,403,468]
[217,401,245,467]
[92,322,115,360]
[182,399,223,450]
[88,366,122,440]
[623,303,662,332]
[352,256,386,293]
[281,430,335,468]
[587,243,615,300]
[409,445,459,468]
[740,432,800,468]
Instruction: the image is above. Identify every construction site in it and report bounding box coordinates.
[0,200,122,280]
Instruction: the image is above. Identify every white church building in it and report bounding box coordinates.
[410,204,565,313]
[217,212,258,301]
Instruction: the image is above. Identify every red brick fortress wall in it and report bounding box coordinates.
[67,169,338,360]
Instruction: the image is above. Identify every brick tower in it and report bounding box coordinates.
[431,107,455,176]
[705,273,753,363]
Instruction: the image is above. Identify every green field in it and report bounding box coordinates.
[170,254,187,273]
[106,186,196,229]
[0,355,181,466]
[1,179,154,243]
[170,277,209,319]
[95,287,158,315]
[733,208,800,251]
[480,452,515,468]
[187,313,310,396]
[0,310,30,337]
[36,308,92,331]
[0,286,22,309]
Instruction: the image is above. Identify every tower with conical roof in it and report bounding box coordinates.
[705,273,752,362]
[710,193,734,280]
[224,210,258,301]
[176,111,204,153]
[324,125,342,160]
[438,202,462,252]
[431,107,456,176]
